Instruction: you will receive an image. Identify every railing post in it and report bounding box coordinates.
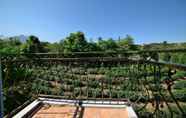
[0,56,4,118]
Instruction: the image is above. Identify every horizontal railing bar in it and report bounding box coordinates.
[38,94,129,101]
[0,48,186,56]
[2,57,186,70]
[146,60,186,71]
[3,98,35,118]
[1,57,133,62]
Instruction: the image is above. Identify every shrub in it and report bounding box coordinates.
[173,80,186,89]
[173,89,186,102]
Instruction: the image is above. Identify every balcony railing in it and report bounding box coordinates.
[1,49,186,117]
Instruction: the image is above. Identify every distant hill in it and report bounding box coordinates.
[0,35,8,39]
[0,35,28,43]
[14,35,28,43]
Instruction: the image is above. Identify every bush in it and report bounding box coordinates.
[173,80,186,89]
[172,71,186,80]
[88,81,99,88]
[173,89,186,102]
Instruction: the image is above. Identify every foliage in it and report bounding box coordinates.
[173,80,186,89]
[1,32,186,117]
[2,66,33,114]
[1,31,186,57]
[62,32,89,52]
[117,35,138,50]
[0,38,21,54]
[172,89,186,102]
[172,71,186,79]
[97,38,118,51]
[20,35,46,53]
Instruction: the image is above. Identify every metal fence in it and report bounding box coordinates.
[1,49,186,117]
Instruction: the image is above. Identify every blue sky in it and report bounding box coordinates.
[0,0,186,44]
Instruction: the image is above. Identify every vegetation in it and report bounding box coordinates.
[1,31,186,63]
[0,32,140,54]
[1,31,186,117]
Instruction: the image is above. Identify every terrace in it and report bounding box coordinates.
[1,49,186,118]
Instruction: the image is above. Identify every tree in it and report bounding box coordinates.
[97,38,118,51]
[62,32,89,52]
[161,41,171,62]
[21,35,45,53]
[0,37,22,54]
[46,42,63,53]
[117,35,137,50]
[87,42,99,51]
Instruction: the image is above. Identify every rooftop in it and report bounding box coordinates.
[32,105,129,118]
[11,96,137,118]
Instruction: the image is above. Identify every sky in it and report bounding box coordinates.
[0,0,186,44]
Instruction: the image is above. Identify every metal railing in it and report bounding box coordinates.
[0,59,3,118]
[1,49,186,117]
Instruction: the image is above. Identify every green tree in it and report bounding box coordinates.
[117,35,137,50]
[161,41,171,62]
[21,35,45,53]
[87,42,99,51]
[46,42,63,52]
[0,37,22,54]
[62,32,89,52]
[97,38,118,51]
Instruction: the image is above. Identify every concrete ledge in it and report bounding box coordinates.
[12,97,138,118]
